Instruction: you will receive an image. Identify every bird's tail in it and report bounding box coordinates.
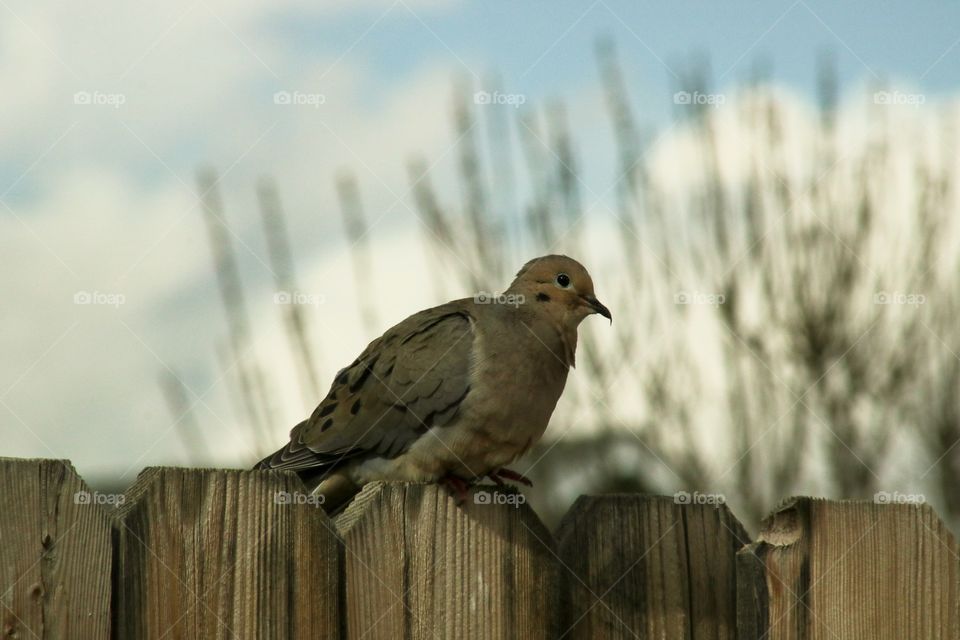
[252,451,276,470]
[253,450,359,514]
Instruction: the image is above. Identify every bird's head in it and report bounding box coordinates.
[506,255,611,327]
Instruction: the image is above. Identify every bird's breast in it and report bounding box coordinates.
[363,312,572,482]
[458,319,570,464]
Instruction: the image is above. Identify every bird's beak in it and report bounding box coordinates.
[582,294,612,323]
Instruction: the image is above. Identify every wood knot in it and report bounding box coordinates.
[758,500,803,546]
[3,615,18,637]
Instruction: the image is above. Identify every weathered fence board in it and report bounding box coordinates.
[114,467,340,639]
[737,496,960,639]
[5,459,960,639]
[334,482,558,640]
[0,458,112,640]
[557,494,749,639]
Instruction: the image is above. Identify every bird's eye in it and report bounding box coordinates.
[556,273,571,288]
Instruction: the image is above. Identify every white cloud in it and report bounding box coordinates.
[0,0,471,487]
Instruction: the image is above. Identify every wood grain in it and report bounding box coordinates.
[6,456,960,639]
[335,482,557,640]
[737,496,960,639]
[0,457,112,639]
[114,467,340,639]
[556,494,750,639]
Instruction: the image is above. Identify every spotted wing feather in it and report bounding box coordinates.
[256,303,474,472]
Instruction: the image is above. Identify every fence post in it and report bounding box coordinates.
[0,457,112,639]
[114,467,340,639]
[334,482,558,639]
[737,496,960,639]
[557,494,750,639]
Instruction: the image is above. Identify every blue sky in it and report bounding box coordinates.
[2,0,958,485]
[273,1,960,113]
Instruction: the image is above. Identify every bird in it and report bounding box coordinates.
[255,255,611,512]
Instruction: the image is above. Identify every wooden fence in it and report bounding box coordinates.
[1,457,958,639]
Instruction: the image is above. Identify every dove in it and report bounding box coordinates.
[255,255,611,511]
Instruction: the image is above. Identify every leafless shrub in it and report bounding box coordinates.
[184,43,960,532]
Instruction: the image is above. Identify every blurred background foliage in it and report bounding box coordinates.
[172,41,960,531]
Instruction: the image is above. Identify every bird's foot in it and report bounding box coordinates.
[488,467,533,487]
[438,473,473,505]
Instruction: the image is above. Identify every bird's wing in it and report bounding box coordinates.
[256,302,475,472]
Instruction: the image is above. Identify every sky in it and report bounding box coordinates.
[3,0,960,487]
